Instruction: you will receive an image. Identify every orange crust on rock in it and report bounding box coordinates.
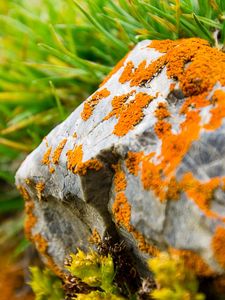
[112,161,159,256]
[81,88,110,121]
[52,139,67,164]
[169,248,215,277]
[212,226,225,269]
[67,144,103,175]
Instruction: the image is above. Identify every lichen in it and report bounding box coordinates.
[18,185,37,241]
[169,248,214,277]
[212,226,225,269]
[36,182,45,201]
[112,161,159,256]
[119,61,134,84]
[67,144,103,175]
[52,138,67,164]
[41,146,52,166]
[125,151,143,176]
[81,88,110,121]
[112,92,154,136]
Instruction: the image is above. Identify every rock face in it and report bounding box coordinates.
[16,38,225,278]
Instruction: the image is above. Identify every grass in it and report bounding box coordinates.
[0,0,225,253]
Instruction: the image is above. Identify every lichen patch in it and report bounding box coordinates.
[52,138,67,164]
[81,88,110,121]
[67,144,103,175]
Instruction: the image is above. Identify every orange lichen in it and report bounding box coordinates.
[154,102,170,120]
[112,161,159,256]
[112,192,131,229]
[73,132,77,138]
[33,233,48,254]
[169,248,215,277]
[153,101,171,138]
[18,188,62,278]
[204,90,225,131]
[125,151,143,176]
[67,144,103,175]
[76,159,103,176]
[36,182,45,201]
[18,185,30,201]
[18,185,37,240]
[52,138,67,164]
[81,88,110,121]
[112,163,127,192]
[136,39,225,208]
[125,38,225,98]
[89,228,101,245]
[132,227,160,257]
[165,177,182,201]
[154,120,172,138]
[33,233,63,278]
[104,91,135,121]
[179,92,210,114]
[212,226,225,269]
[181,173,220,218]
[41,146,52,165]
[169,82,176,91]
[49,167,55,173]
[67,145,83,173]
[119,61,134,84]
[24,201,37,240]
[149,39,182,53]
[113,92,154,136]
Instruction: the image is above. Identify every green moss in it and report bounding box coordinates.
[29,248,207,300]
[29,266,64,300]
[148,253,205,300]
[76,291,126,300]
[65,249,120,295]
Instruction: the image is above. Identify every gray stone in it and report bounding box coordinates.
[16,38,225,278]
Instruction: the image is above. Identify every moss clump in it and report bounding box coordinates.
[29,267,64,300]
[65,249,117,294]
[29,246,207,300]
[148,253,205,300]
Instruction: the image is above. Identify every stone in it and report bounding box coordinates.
[16,38,225,280]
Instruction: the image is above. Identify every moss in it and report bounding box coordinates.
[29,267,64,300]
[76,291,126,300]
[149,252,205,300]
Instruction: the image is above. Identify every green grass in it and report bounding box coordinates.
[0,0,225,245]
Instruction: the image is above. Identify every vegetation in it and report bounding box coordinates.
[29,250,204,299]
[1,0,225,298]
[149,253,205,300]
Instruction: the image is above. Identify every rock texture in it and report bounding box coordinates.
[16,38,225,279]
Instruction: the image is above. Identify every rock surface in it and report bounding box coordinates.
[16,38,225,279]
